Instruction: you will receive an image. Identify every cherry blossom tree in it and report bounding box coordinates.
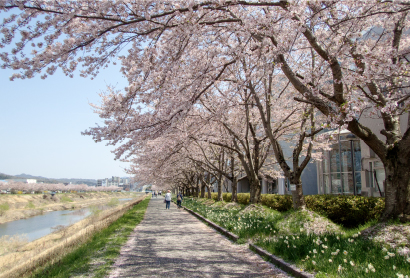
[2,1,410,219]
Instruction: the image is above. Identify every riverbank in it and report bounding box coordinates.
[0,191,138,224]
[30,196,151,278]
[0,194,148,278]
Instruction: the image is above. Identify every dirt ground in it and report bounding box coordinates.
[0,192,138,224]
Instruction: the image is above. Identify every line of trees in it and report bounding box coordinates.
[0,182,122,193]
[1,1,409,220]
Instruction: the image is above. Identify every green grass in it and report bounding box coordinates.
[257,233,410,277]
[60,196,73,203]
[25,201,35,209]
[181,197,410,278]
[107,198,120,207]
[29,196,150,278]
[0,202,10,216]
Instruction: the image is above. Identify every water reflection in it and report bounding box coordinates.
[0,209,91,242]
[0,196,139,242]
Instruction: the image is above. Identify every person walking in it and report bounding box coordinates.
[165,190,172,209]
[177,192,183,209]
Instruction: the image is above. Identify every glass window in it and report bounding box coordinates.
[369,163,374,188]
[330,145,340,173]
[341,173,351,194]
[322,154,330,174]
[321,135,362,195]
[331,173,341,194]
[374,161,384,169]
[374,169,385,192]
[323,174,330,194]
[340,141,351,172]
[353,141,361,171]
[355,172,362,194]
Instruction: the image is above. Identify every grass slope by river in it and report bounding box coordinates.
[0,192,137,224]
[30,196,150,278]
[0,194,147,278]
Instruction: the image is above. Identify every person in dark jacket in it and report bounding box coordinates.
[177,193,183,208]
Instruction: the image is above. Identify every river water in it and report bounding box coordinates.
[0,197,136,242]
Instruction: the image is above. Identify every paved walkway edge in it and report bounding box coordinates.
[183,206,240,242]
[249,244,314,278]
[179,202,314,278]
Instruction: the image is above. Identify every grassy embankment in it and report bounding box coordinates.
[181,197,410,278]
[27,196,150,278]
[0,194,148,278]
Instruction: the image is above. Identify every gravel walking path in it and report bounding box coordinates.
[108,198,290,278]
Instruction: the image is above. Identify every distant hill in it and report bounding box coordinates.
[0,173,14,180]
[1,172,97,185]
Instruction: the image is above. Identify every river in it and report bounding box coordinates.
[0,197,136,242]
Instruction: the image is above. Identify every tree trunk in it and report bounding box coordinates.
[290,180,306,209]
[249,176,262,204]
[207,186,212,199]
[217,178,223,202]
[381,152,410,221]
[200,182,205,198]
[195,177,199,198]
[231,177,238,202]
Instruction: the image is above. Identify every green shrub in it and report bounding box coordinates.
[222,193,232,202]
[25,201,35,209]
[195,192,384,227]
[0,202,10,216]
[261,194,293,212]
[237,193,250,205]
[89,205,102,216]
[305,195,385,227]
[60,196,73,203]
[107,198,120,207]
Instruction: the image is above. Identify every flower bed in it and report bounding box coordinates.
[182,197,410,278]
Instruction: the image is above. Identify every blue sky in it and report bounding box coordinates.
[0,64,132,180]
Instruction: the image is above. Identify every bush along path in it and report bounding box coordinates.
[180,197,410,278]
[30,196,151,278]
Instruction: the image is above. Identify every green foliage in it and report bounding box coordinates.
[61,196,73,203]
[222,193,232,202]
[194,193,384,227]
[89,205,102,216]
[0,202,10,216]
[261,194,293,212]
[25,201,35,209]
[256,233,409,278]
[305,195,385,227]
[107,198,119,207]
[183,198,280,239]
[210,192,218,200]
[32,197,150,278]
[184,196,407,278]
[237,193,250,205]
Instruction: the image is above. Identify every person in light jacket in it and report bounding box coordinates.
[165,190,172,209]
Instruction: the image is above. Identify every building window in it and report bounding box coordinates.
[321,133,362,195]
[368,161,385,195]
